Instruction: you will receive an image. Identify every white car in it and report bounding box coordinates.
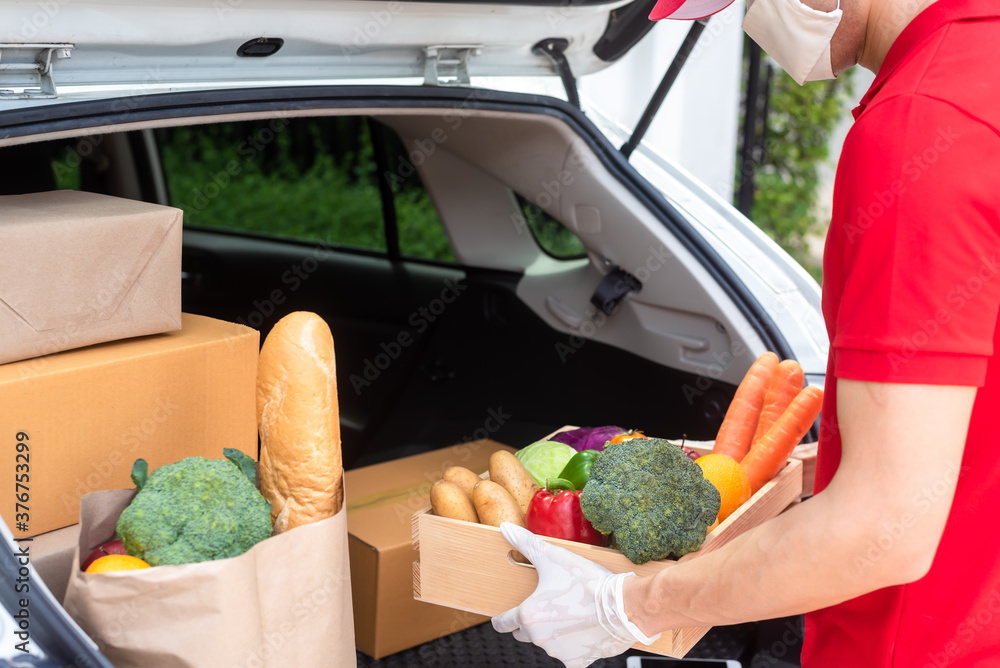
[0,1,825,665]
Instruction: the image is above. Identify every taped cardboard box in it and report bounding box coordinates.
[346,440,516,659]
[0,313,258,537]
[0,190,182,365]
[28,523,81,605]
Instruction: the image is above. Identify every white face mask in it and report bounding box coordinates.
[742,0,842,85]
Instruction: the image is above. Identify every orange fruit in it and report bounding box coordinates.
[608,431,648,445]
[85,554,151,573]
[695,454,752,526]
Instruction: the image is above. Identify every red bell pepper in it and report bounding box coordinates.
[525,479,606,547]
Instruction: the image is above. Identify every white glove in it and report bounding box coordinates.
[491,523,661,668]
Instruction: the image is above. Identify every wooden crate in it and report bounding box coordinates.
[790,441,818,497]
[411,441,803,658]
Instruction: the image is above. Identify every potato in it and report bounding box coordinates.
[488,450,539,516]
[472,480,525,528]
[430,480,479,523]
[443,466,481,501]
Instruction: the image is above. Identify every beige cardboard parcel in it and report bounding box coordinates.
[64,488,357,668]
[0,313,259,537]
[0,190,182,365]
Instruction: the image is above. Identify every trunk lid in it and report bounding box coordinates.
[0,0,656,97]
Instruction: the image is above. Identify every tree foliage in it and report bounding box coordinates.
[154,118,453,261]
[739,61,855,279]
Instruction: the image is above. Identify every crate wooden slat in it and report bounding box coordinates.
[412,445,803,658]
[790,441,818,497]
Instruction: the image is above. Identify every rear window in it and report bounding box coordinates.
[158,120,386,250]
[514,193,586,259]
[155,117,454,261]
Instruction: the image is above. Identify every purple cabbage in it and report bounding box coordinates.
[550,425,702,461]
[549,426,626,452]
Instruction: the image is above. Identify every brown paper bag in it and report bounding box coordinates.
[63,488,355,668]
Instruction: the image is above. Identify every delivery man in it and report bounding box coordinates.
[492,0,1000,665]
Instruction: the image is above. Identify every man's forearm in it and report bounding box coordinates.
[623,381,975,637]
[624,490,907,632]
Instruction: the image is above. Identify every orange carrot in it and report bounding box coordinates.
[742,385,824,494]
[711,352,779,461]
[750,359,805,450]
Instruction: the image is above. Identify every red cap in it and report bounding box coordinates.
[649,0,736,20]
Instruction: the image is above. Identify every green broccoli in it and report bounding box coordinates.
[580,438,720,564]
[117,452,273,566]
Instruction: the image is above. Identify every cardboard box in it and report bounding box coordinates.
[346,440,516,659]
[29,523,80,604]
[0,190,182,365]
[0,313,259,537]
[412,440,803,659]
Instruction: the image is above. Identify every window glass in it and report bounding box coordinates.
[395,181,455,262]
[11,116,456,264]
[514,194,587,259]
[51,142,82,190]
[156,118,387,251]
[0,139,80,195]
[374,122,454,262]
[156,117,455,262]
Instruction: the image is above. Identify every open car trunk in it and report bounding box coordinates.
[0,84,807,665]
[1,86,789,463]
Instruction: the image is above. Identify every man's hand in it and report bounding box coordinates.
[491,523,660,668]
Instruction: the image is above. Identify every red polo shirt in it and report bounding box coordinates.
[802,1,1000,666]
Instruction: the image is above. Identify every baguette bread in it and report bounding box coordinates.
[256,311,343,533]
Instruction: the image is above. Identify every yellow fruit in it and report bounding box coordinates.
[696,454,752,525]
[84,554,151,573]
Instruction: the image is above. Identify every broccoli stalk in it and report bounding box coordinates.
[117,454,274,566]
[579,438,720,564]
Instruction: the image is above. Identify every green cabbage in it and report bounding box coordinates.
[514,441,577,487]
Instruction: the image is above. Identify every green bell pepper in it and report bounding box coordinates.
[557,449,601,490]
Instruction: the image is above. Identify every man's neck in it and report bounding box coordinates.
[858,0,939,72]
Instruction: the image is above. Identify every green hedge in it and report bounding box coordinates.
[739,62,855,281]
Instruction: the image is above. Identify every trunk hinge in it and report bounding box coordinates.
[532,38,580,109]
[0,43,74,99]
[422,45,482,87]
